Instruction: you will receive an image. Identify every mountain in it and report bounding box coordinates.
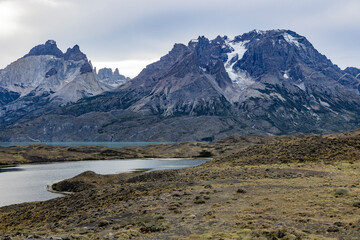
[0,40,129,126]
[1,30,360,141]
[96,68,130,90]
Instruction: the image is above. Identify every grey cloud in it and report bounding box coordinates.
[0,0,359,73]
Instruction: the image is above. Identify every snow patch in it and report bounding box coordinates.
[231,70,254,89]
[283,33,301,48]
[254,29,265,35]
[224,40,253,86]
[283,70,290,79]
[199,66,206,72]
[295,82,306,91]
[319,99,330,107]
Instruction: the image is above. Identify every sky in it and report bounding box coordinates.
[0,0,359,78]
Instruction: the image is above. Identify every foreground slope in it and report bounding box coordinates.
[1,130,360,239]
[1,30,360,141]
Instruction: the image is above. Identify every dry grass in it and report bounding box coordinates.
[2,130,360,239]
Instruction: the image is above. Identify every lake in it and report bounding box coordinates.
[0,158,209,207]
[0,142,157,148]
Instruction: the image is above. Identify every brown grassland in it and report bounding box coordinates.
[1,129,360,239]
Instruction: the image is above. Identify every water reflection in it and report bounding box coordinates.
[0,167,24,173]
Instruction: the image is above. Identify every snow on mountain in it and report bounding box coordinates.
[224,40,254,87]
[283,32,302,48]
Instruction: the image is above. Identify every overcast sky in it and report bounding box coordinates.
[0,0,359,77]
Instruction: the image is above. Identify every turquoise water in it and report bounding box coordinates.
[0,142,157,148]
[0,158,209,207]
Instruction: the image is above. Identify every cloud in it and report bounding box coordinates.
[0,1,22,37]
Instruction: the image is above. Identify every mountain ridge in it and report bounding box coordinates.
[0,29,360,141]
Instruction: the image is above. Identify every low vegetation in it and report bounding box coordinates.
[1,130,360,239]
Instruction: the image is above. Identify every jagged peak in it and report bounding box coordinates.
[163,43,190,60]
[23,41,87,61]
[211,35,228,44]
[45,40,57,46]
[234,29,300,42]
[64,44,87,61]
[24,40,64,58]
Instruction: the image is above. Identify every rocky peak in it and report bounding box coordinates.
[64,45,87,61]
[24,40,64,58]
[165,43,191,61]
[114,68,121,76]
[96,68,129,89]
[23,40,88,62]
[97,68,113,78]
[221,29,336,80]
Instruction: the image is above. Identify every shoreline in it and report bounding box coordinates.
[0,141,218,167]
[44,168,154,196]
[46,182,74,196]
[0,164,17,169]
[0,158,211,208]
[0,157,210,168]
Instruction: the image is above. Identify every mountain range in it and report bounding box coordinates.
[0,40,128,128]
[0,29,360,142]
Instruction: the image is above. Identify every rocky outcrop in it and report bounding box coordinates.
[96,67,130,89]
[0,87,20,107]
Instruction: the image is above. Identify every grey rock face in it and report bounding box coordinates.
[96,68,129,89]
[0,87,20,107]
[64,45,87,61]
[0,40,128,126]
[1,30,360,141]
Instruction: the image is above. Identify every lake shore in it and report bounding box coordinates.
[1,130,360,239]
[0,135,273,167]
